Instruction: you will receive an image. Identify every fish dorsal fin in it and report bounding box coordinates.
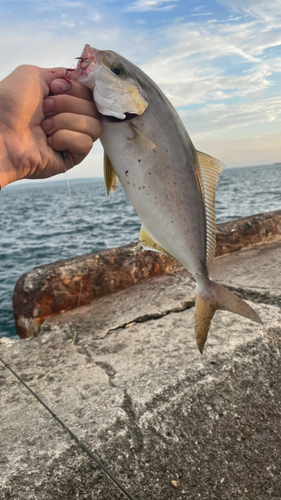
[129,124,156,150]
[139,226,172,257]
[195,150,225,269]
[104,153,118,195]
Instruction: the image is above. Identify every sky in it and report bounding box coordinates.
[1,0,281,180]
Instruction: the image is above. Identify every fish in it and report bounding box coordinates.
[71,44,262,353]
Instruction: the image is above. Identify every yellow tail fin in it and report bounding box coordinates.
[195,280,262,353]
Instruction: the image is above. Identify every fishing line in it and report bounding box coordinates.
[0,356,138,500]
[63,164,83,344]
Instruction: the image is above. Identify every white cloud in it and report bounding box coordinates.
[219,0,281,22]
[36,0,85,11]
[179,97,281,138]
[190,12,212,16]
[126,0,180,12]
[1,0,281,171]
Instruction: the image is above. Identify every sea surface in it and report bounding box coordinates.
[1,163,280,338]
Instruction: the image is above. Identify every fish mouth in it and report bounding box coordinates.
[70,44,100,81]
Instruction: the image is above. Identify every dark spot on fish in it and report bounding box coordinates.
[149,172,151,175]
[133,183,136,187]
[154,150,156,154]
[166,149,168,152]
[171,221,174,223]
[139,187,141,190]
[143,186,145,189]
[125,170,128,175]
[138,159,141,162]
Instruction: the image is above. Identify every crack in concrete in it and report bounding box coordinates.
[76,345,93,363]
[122,390,144,453]
[95,361,117,387]
[100,298,195,338]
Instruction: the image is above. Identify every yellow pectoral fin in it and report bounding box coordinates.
[104,153,118,195]
[139,226,172,257]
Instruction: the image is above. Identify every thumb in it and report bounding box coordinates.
[38,67,67,97]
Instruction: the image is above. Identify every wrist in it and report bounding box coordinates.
[0,129,16,188]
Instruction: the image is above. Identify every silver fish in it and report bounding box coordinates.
[71,45,262,353]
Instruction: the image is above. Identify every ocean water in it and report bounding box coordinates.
[0,163,280,338]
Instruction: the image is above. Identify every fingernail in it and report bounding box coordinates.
[41,118,53,131]
[51,79,69,93]
[43,98,54,113]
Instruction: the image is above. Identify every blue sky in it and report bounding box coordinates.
[1,0,281,178]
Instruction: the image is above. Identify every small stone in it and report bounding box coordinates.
[260,430,270,440]
[171,480,178,488]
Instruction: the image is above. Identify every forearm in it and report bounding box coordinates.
[0,125,32,188]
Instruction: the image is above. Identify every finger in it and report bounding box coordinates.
[47,130,94,158]
[43,94,100,119]
[50,79,93,101]
[41,113,102,142]
[38,67,68,97]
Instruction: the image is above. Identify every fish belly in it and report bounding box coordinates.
[101,119,207,277]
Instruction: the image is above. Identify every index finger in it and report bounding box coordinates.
[50,78,93,101]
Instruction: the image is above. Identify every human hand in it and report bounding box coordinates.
[0,65,102,188]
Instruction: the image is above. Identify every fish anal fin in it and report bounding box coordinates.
[139,226,171,257]
[104,153,118,195]
[129,124,156,150]
[195,150,225,269]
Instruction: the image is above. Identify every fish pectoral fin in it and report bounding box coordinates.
[128,124,156,150]
[195,150,226,270]
[139,226,171,257]
[104,153,118,195]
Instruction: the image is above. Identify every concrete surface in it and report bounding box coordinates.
[1,240,281,499]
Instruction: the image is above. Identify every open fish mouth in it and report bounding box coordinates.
[71,45,100,80]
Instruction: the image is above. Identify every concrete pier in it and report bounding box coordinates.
[1,236,281,499]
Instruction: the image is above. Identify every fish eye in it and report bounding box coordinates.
[111,63,125,77]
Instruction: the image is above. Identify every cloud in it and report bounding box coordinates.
[190,12,212,16]
[219,0,281,22]
[1,0,281,171]
[179,96,281,139]
[36,0,85,11]
[126,0,180,12]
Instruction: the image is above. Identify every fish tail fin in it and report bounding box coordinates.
[195,280,262,354]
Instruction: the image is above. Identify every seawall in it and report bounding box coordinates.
[13,210,281,338]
